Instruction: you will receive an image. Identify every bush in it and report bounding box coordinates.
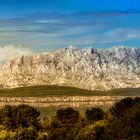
[76,120,106,140]
[17,126,38,140]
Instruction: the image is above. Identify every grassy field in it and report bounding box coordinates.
[0,85,140,97]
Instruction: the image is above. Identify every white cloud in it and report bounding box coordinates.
[0,45,34,64]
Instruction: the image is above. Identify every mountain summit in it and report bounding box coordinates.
[0,46,140,90]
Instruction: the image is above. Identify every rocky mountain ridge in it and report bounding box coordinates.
[0,46,140,90]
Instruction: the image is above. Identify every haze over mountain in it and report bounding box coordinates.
[0,46,140,90]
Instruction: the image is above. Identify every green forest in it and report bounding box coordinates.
[0,97,139,140]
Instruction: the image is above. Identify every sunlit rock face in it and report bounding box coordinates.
[0,46,140,90]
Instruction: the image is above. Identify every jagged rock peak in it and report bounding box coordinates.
[0,46,140,91]
[67,45,77,50]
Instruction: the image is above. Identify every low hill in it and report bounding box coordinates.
[0,85,140,97]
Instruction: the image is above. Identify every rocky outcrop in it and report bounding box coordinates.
[0,96,135,108]
[1,46,140,90]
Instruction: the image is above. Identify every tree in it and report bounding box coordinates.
[0,105,16,129]
[110,97,135,118]
[15,104,40,128]
[48,108,80,140]
[0,105,40,129]
[56,107,79,124]
[85,108,104,123]
[102,97,140,140]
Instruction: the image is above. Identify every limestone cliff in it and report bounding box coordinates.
[0,46,140,90]
[0,96,134,108]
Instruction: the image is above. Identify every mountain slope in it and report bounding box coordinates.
[0,46,140,90]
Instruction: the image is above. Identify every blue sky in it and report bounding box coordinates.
[0,0,140,52]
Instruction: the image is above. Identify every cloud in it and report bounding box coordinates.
[0,11,140,50]
[0,11,133,36]
[0,12,109,35]
[0,45,34,64]
[0,11,139,35]
[94,28,140,43]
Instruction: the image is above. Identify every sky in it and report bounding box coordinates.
[0,0,140,62]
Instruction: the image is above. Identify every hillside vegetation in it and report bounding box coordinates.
[0,97,139,139]
[0,85,140,97]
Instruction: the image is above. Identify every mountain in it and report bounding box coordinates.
[0,46,140,90]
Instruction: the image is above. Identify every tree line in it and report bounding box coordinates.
[0,97,139,140]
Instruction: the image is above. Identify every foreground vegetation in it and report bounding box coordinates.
[0,85,140,97]
[0,97,139,139]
